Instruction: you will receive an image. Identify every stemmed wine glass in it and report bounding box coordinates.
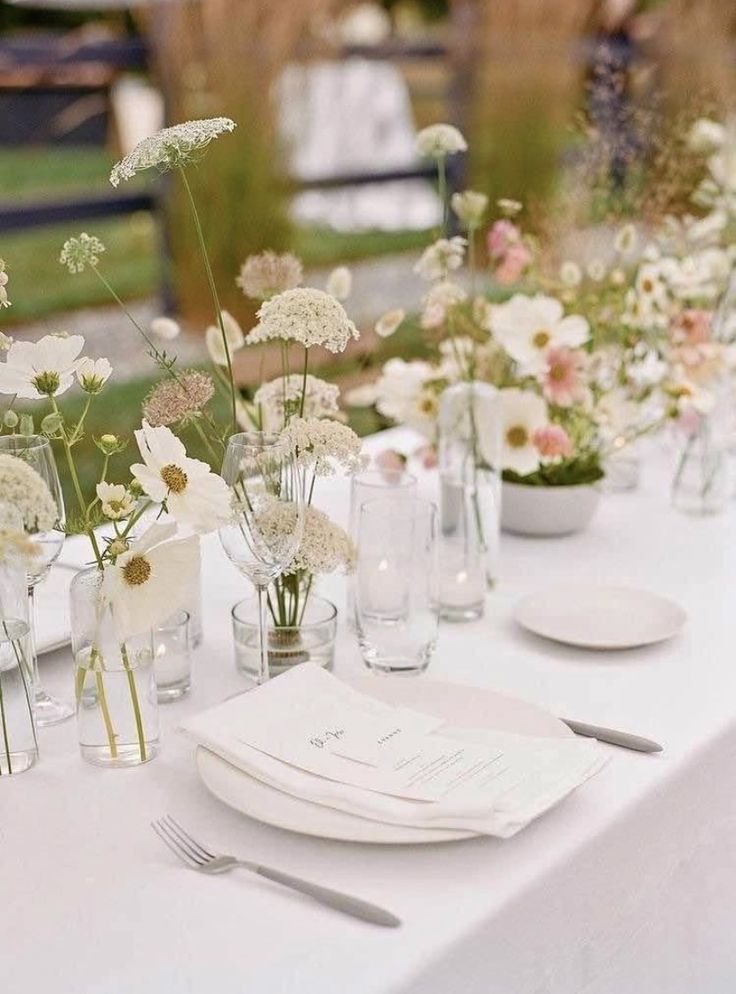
[218,432,304,685]
[0,435,72,725]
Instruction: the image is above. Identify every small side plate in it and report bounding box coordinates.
[515,584,686,651]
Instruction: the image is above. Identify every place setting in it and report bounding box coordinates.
[1,11,734,986]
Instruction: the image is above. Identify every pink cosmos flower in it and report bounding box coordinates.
[672,309,712,346]
[540,347,586,407]
[375,448,407,473]
[532,424,574,461]
[494,242,532,285]
[414,444,438,470]
[487,220,520,259]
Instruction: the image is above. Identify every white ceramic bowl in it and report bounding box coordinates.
[501,481,601,537]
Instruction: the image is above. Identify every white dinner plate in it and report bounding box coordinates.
[515,584,686,651]
[197,675,571,845]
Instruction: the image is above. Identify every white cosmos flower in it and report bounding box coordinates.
[325,266,352,301]
[414,237,467,281]
[499,388,548,476]
[374,358,438,437]
[150,317,181,340]
[205,310,245,366]
[490,294,590,375]
[375,308,405,338]
[415,123,467,158]
[131,421,231,533]
[96,482,135,521]
[0,333,85,398]
[101,522,200,640]
[76,356,112,394]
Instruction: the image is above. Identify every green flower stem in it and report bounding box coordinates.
[299,347,309,418]
[10,632,38,756]
[437,157,448,236]
[120,642,146,763]
[94,669,118,759]
[178,166,238,433]
[0,669,12,775]
[50,398,104,568]
[92,264,222,464]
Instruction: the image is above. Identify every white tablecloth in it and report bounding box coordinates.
[5,429,736,994]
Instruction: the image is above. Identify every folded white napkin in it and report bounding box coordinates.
[182,665,608,839]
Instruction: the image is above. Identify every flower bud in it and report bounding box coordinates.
[3,410,18,429]
[40,412,63,436]
[19,414,34,437]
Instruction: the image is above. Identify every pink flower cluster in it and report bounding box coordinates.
[486,220,531,285]
[671,309,711,347]
[532,424,574,461]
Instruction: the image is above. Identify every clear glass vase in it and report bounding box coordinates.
[232,594,337,679]
[438,381,502,588]
[671,418,730,516]
[0,550,38,776]
[70,567,160,768]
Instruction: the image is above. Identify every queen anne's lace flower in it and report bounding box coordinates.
[256,502,355,576]
[59,233,106,273]
[414,237,467,281]
[451,190,488,227]
[415,123,467,158]
[281,417,366,475]
[248,288,359,353]
[109,118,236,186]
[0,455,58,532]
[254,374,340,432]
[143,370,215,427]
[237,251,303,301]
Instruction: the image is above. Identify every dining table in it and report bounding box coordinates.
[4,426,736,994]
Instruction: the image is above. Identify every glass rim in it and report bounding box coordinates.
[226,431,284,450]
[0,434,53,452]
[352,468,418,489]
[155,608,190,632]
[231,594,337,628]
[358,495,436,520]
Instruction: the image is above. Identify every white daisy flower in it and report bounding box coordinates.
[325,266,352,302]
[490,294,590,375]
[150,317,181,341]
[205,310,245,367]
[96,482,135,521]
[109,117,236,186]
[0,333,85,398]
[101,522,200,640]
[247,288,359,354]
[76,356,112,394]
[415,123,467,158]
[131,421,231,533]
[375,308,405,339]
[414,237,467,281]
[499,388,548,476]
[451,190,488,228]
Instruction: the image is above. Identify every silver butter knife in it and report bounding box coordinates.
[562,719,663,754]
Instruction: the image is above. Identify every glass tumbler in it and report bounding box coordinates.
[355,497,439,675]
[153,610,192,702]
[346,467,418,628]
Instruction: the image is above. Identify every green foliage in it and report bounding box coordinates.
[503,453,605,488]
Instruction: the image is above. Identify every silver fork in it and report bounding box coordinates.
[151,815,401,928]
